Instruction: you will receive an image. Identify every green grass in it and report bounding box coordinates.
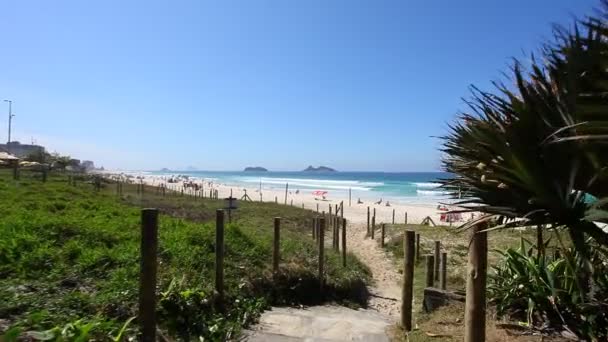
[0,170,370,341]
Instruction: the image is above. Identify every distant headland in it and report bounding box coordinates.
[302,165,336,172]
[244,166,268,172]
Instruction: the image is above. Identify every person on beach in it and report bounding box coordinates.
[375,198,383,205]
[385,201,390,207]
[357,198,363,204]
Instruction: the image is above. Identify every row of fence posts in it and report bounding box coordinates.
[399,224,487,342]
[87,177,488,341]
[112,180,221,200]
[135,205,352,341]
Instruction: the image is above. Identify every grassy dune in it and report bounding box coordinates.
[0,171,370,340]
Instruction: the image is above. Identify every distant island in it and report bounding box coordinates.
[160,168,171,172]
[244,166,268,172]
[302,165,336,172]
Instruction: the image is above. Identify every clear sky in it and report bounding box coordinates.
[0,0,596,171]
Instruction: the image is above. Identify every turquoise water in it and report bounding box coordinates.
[146,170,451,204]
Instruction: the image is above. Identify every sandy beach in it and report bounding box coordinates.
[103,172,453,225]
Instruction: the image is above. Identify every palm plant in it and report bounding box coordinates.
[440,3,608,255]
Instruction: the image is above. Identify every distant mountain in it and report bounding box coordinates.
[244,166,268,172]
[302,165,336,172]
[160,168,171,172]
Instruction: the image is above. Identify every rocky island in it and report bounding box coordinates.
[244,166,268,172]
[302,165,336,172]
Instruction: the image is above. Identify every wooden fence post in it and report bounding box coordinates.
[342,218,347,267]
[215,209,225,305]
[12,162,19,180]
[349,188,352,207]
[366,206,370,237]
[273,217,281,274]
[425,255,435,287]
[371,215,376,239]
[434,241,441,281]
[316,203,319,212]
[284,183,288,204]
[415,233,420,262]
[392,209,395,224]
[401,231,415,331]
[316,216,320,240]
[318,217,325,293]
[381,223,386,247]
[139,209,158,342]
[440,252,447,290]
[405,212,408,224]
[312,217,317,240]
[465,223,488,342]
[275,196,277,204]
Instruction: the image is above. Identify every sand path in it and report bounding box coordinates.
[346,222,402,319]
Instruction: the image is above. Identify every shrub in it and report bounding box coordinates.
[489,238,608,339]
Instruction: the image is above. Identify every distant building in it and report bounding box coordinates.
[81,160,96,171]
[0,141,45,158]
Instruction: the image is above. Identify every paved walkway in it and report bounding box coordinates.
[243,306,391,342]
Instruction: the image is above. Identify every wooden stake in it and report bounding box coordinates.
[440,252,447,290]
[392,209,395,224]
[335,217,340,251]
[464,223,488,342]
[401,231,415,331]
[366,206,370,237]
[425,255,435,287]
[381,223,386,247]
[342,218,347,267]
[318,217,325,293]
[215,210,225,305]
[349,188,351,207]
[405,212,408,224]
[415,233,420,262]
[273,217,281,274]
[371,215,376,239]
[139,209,158,342]
[434,241,441,281]
[284,182,288,204]
[312,217,317,240]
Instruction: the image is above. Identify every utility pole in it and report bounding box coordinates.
[4,100,14,148]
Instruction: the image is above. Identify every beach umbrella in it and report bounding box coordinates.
[0,151,19,161]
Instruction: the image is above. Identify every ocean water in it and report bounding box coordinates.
[146,170,452,204]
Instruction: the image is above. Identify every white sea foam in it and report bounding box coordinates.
[237,177,382,191]
[416,189,450,196]
[412,182,441,188]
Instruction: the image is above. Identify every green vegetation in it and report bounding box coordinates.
[490,239,608,339]
[436,1,608,339]
[0,170,370,340]
[381,224,535,304]
[381,223,572,341]
[439,1,608,251]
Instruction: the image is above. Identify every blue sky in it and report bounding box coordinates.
[0,0,595,171]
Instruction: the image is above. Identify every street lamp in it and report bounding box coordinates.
[3,100,14,146]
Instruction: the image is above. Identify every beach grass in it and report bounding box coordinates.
[0,170,370,340]
[381,223,564,341]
